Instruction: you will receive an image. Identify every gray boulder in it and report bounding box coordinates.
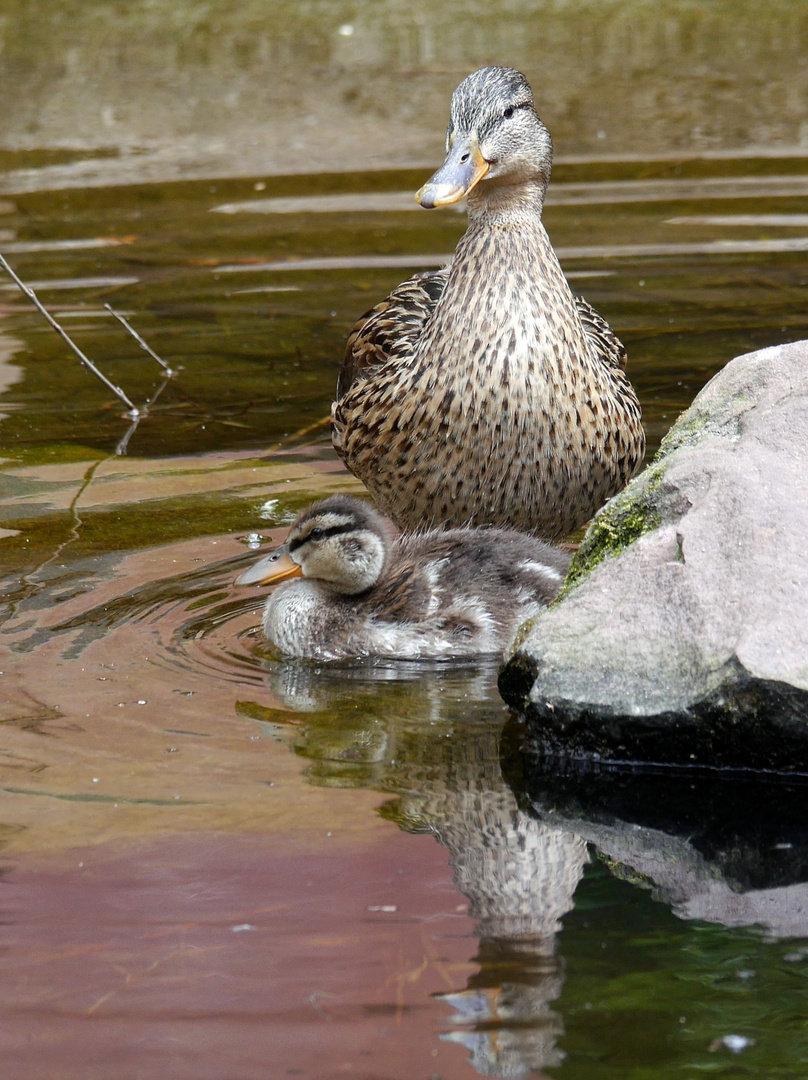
[499,340,808,770]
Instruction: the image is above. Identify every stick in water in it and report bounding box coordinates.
[105,303,175,376]
[0,251,140,417]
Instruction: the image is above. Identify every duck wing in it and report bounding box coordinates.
[575,293,628,372]
[336,267,448,400]
[367,562,431,619]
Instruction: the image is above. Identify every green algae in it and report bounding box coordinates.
[555,377,739,600]
[560,461,665,598]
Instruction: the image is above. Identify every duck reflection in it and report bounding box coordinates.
[241,661,808,1077]
[240,660,588,1077]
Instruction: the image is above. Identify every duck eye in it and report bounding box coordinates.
[309,527,324,541]
[503,105,514,119]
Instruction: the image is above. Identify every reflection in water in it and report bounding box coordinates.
[6,543,808,1076]
[243,659,808,1074]
[513,748,808,940]
[242,662,588,1077]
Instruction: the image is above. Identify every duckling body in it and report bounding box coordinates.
[236,495,570,661]
[332,66,645,540]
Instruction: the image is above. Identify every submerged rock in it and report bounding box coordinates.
[499,340,808,770]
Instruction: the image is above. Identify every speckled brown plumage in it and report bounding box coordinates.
[332,66,645,540]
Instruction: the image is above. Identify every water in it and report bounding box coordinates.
[2,149,808,1076]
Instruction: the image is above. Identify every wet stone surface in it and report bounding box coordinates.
[500,342,808,770]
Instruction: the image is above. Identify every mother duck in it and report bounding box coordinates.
[332,66,645,540]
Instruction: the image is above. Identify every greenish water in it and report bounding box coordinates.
[560,867,808,1078]
[1,153,808,1077]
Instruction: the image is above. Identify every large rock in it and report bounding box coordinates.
[499,340,808,770]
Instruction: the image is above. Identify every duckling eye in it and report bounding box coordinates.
[503,105,514,119]
[309,527,325,541]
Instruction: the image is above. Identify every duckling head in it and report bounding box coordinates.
[236,496,394,596]
[416,66,553,210]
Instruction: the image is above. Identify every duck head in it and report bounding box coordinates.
[236,496,395,596]
[415,66,553,210]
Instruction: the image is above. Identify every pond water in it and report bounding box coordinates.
[1,150,808,1077]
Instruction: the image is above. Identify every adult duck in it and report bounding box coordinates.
[331,66,645,540]
[236,495,569,661]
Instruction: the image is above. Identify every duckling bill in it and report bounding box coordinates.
[236,495,570,662]
[332,66,645,540]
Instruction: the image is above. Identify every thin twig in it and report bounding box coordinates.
[0,251,140,417]
[115,416,141,456]
[104,303,175,375]
[115,373,173,455]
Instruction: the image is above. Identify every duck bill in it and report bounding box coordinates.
[236,547,303,586]
[415,134,490,208]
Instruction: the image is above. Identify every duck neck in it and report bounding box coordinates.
[466,177,548,227]
[419,171,584,373]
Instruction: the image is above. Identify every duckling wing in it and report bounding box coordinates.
[335,267,448,401]
[362,545,493,656]
[366,562,431,619]
[575,293,628,372]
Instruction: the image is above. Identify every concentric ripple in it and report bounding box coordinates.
[11,547,275,689]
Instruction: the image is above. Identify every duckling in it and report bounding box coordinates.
[332,66,645,540]
[236,495,570,661]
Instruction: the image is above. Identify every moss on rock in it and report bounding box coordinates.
[555,384,730,600]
